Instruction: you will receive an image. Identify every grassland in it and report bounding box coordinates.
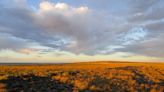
[0,62,164,92]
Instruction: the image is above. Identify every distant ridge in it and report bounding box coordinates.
[0,61,163,66]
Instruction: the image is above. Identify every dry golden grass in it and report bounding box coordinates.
[0,62,164,92]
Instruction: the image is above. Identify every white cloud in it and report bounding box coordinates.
[39,1,89,15]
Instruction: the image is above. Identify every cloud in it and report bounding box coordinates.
[0,33,29,50]
[0,1,69,50]
[33,1,130,54]
[118,35,164,57]
[0,0,164,59]
[120,27,148,45]
[127,0,164,23]
[17,49,38,54]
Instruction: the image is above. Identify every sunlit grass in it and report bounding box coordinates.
[0,62,164,92]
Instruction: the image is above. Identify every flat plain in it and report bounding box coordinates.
[0,62,164,92]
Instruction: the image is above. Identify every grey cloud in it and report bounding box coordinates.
[127,0,158,13]
[91,0,160,16]
[0,2,66,49]
[32,2,130,54]
[118,35,164,57]
[127,0,164,23]
[0,0,164,58]
[0,33,29,50]
[146,21,164,32]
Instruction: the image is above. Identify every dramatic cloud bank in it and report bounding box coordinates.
[0,0,164,62]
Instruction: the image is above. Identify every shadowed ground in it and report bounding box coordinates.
[0,75,73,92]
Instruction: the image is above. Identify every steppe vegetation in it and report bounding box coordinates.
[0,62,164,92]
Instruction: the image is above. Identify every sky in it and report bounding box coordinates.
[0,0,164,63]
